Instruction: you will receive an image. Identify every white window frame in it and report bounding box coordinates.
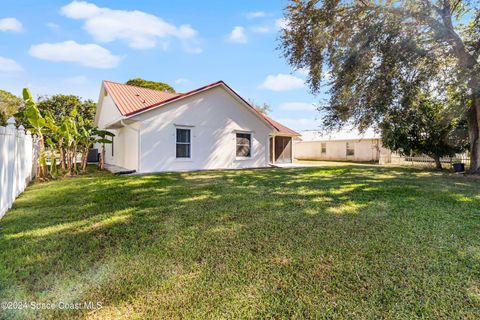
[235,131,252,160]
[175,126,192,160]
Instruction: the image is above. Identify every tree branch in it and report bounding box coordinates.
[450,0,462,14]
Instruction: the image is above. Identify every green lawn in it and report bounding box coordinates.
[0,165,479,319]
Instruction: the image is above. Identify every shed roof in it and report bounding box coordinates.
[300,128,380,142]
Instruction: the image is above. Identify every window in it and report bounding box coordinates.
[321,142,327,155]
[236,133,251,157]
[346,142,355,156]
[176,128,191,158]
[111,136,114,157]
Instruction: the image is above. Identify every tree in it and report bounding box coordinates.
[279,0,480,173]
[126,78,176,93]
[37,95,96,126]
[248,99,272,115]
[95,130,115,170]
[33,95,96,169]
[381,98,468,169]
[0,90,22,126]
[20,88,113,178]
[22,89,48,179]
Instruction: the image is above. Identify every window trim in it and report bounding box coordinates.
[175,126,192,160]
[235,131,252,160]
[321,142,327,155]
[346,142,355,156]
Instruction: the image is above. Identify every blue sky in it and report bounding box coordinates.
[0,0,327,131]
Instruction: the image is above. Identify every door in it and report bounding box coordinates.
[274,136,292,163]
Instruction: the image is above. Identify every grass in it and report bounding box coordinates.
[0,164,479,319]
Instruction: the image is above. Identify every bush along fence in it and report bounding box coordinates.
[0,117,37,218]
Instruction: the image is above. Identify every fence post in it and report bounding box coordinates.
[5,118,16,215]
[0,125,6,216]
[0,118,37,219]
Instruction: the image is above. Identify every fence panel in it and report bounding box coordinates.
[389,153,470,170]
[0,118,37,218]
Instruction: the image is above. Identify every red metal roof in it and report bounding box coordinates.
[102,80,299,136]
[103,80,180,116]
[262,116,300,136]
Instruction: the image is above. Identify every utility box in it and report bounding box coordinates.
[87,148,99,162]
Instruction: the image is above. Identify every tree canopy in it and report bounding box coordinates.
[248,99,272,115]
[126,78,176,93]
[0,90,22,126]
[380,97,469,169]
[279,0,480,172]
[37,95,96,126]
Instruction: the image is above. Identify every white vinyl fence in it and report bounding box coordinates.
[389,153,471,170]
[0,118,37,218]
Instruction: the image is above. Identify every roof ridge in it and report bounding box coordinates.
[103,80,180,95]
[126,80,225,116]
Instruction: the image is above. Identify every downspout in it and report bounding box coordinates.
[120,119,141,172]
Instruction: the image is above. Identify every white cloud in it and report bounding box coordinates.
[60,1,201,51]
[29,41,121,69]
[276,118,321,130]
[246,11,266,19]
[46,22,60,31]
[259,74,305,91]
[250,26,269,33]
[275,18,290,30]
[64,75,89,85]
[295,67,309,76]
[279,102,316,111]
[0,56,22,72]
[174,78,191,85]
[228,26,247,44]
[0,18,23,32]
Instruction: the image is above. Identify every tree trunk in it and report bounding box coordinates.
[37,135,47,179]
[439,7,480,173]
[433,155,442,170]
[73,144,77,174]
[81,148,88,172]
[99,145,106,170]
[467,95,480,173]
[58,140,66,170]
[66,144,73,176]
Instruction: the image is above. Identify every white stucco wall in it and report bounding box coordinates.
[96,93,123,129]
[132,86,272,173]
[104,123,139,170]
[294,139,381,161]
[95,90,139,171]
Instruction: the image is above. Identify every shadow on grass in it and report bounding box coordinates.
[0,165,479,319]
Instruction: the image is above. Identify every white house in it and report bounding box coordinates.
[294,128,392,163]
[94,80,299,173]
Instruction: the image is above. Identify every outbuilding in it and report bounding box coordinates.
[294,129,391,163]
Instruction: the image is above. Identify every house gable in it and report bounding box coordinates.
[135,85,273,172]
[131,84,274,133]
[94,84,124,129]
